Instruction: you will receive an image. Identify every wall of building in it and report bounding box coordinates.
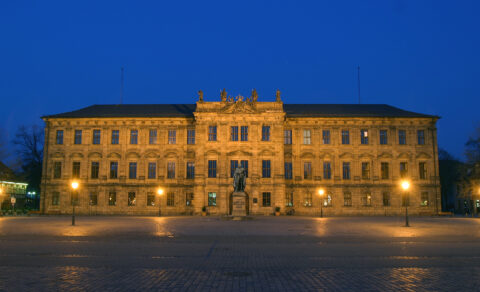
[40,101,440,216]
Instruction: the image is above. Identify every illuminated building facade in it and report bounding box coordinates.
[40,91,440,216]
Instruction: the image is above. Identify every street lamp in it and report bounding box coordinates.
[318,188,325,218]
[157,188,164,217]
[71,181,79,226]
[401,180,410,227]
[0,188,3,216]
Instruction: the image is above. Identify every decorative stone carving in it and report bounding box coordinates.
[221,88,227,102]
[276,89,281,102]
[198,90,204,102]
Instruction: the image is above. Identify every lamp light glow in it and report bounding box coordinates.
[157,188,164,196]
[71,181,79,190]
[318,188,325,196]
[401,181,410,191]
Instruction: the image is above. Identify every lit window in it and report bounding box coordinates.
[324,193,332,207]
[149,129,157,144]
[303,130,311,144]
[284,129,292,144]
[344,192,352,206]
[186,193,194,206]
[421,192,429,206]
[362,192,372,206]
[128,192,136,206]
[208,192,216,206]
[285,192,294,207]
[361,129,368,145]
[108,192,116,206]
[304,193,312,207]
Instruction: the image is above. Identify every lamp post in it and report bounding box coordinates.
[0,188,3,216]
[157,188,164,217]
[71,181,79,226]
[401,180,410,227]
[318,188,325,218]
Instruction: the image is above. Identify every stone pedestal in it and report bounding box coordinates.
[231,191,247,217]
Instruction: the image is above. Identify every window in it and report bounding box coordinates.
[286,192,293,207]
[89,193,98,206]
[241,126,248,141]
[92,130,101,145]
[167,162,175,179]
[417,130,425,145]
[129,162,137,179]
[110,162,118,179]
[262,160,271,178]
[108,192,116,206]
[147,193,155,206]
[400,162,408,178]
[53,162,62,179]
[208,192,216,206]
[74,130,82,144]
[52,192,59,206]
[167,192,175,206]
[362,192,372,206]
[303,130,311,144]
[304,193,312,207]
[421,192,429,206]
[284,162,293,179]
[111,130,119,144]
[380,130,388,145]
[262,126,270,141]
[208,126,217,141]
[381,162,389,179]
[56,130,64,144]
[361,162,370,180]
[149,129,157,144]
[361,129,369,145]
[148,162,156,179]
[342,130,350,144]
[186,162,195,179]
[344,192,352,206]
[342,162,350,180]
[231,126,239,141]
[186,193,194,206]
[284,130,292,144]
[207,160,217,178]
[130,130,138,144]
[240,160,248,177]
[419,162,427,179]
[323,162,331,179]
[262,192,271,206]
[91,162,99,179]
[383,192,390,206]
[72,162,80,178]
[128,192,136,206]
[324,193,332,207]
[168,130,176,144]
[230,160,238,178]
[323,130,330,144]
[398,130,406,145]
[187,129,195,144]
[304,162,312,179]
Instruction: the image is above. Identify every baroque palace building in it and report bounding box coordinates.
[40,90,440,216]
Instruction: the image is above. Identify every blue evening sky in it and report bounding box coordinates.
[0,0,479,159]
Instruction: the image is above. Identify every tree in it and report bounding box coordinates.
[12,125,44,192]
[438,148,463,211]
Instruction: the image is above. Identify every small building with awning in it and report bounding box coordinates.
[0,161,28,209]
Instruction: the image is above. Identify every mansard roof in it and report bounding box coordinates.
[42,104,437,119]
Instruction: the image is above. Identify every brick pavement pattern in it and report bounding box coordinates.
[0,216,479,291]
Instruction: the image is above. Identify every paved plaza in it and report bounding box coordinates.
[0,215,479,291]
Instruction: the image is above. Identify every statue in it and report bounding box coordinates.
[251,89,258,102]
[233,167,247,192]
[276,89,281,102]
[198,90,204,102]
[221,88,227,102]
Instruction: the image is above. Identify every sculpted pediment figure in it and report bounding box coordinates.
[220,95,258,114]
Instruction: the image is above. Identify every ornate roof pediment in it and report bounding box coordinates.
[219,96,258,114]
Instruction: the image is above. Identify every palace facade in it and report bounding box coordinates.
[40,91,440,216]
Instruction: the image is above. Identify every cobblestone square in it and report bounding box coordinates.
[0,216,479,291]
